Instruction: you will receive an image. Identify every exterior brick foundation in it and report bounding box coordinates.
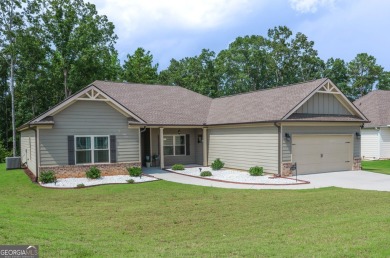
[282,162,293,176]
[39,162,141,178]
[353,157,361,170]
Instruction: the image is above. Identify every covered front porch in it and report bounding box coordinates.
[139,127,208,169]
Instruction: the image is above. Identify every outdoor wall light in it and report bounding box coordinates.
[355,132,361,139]
[178,129,181,135]
[285,133,291,141]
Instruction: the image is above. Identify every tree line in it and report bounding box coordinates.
[1,0,389,155]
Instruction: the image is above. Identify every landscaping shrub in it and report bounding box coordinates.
[86,166,101,179]
[77,183,85,188]
[211,158,224,170]
[171,164,185,170]
[200,171,212,177]
[127,179,135,184]
[39,170,57,184]
[249,166,263,176]
[128,167,142,177]
[0,142,11,163]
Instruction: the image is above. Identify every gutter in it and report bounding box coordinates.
[274,122,281,176]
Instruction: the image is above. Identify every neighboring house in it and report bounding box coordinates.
[18,78,368,179]
[354,90,390,160]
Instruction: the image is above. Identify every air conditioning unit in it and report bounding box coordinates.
[6,157,21,170]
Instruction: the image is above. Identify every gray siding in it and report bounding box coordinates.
[208,126,278,173]
[150,128,200,166]
[282,125,361,162]
[20,130,36,174]
[295,93,350,115]
[40,100,139,167]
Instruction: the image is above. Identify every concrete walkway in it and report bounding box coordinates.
[143,167,390,191]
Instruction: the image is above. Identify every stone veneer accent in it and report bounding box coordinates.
[282,162,293,177]
[39,162,141,178]
[353,157,361,171]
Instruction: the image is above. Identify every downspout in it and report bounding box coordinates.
[140,126,147,133]
[30,125,39,182]
[274,122,281,176]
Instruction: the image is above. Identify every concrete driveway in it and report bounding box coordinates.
[297,170,390,191]
[144,167,390,191]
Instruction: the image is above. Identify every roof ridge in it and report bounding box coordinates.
[213,78,327,99]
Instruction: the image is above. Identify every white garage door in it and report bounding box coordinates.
[292,135,353,174]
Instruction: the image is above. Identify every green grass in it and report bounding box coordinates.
[1,164,390,257]
[362,160,390,175]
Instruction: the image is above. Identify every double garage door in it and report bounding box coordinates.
[292,135,353,174]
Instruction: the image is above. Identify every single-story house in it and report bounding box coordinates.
[19,78,368,179]
[354,90,390,159]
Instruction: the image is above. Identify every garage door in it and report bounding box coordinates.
[292,135,353,174]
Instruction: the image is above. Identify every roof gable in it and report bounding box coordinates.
[19,85,145,130]
[354,90,390,127]
[283,80,367,121]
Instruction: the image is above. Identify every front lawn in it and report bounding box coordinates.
[362,160,390,175]
[0,164,390,257]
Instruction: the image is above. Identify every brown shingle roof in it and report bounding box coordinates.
[353,90,390,127]
[93,81,212,125]
[206,78,328,125]
[20,78,366,130]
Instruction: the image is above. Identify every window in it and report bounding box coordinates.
[75,136,109,164]
[163,135,186,156]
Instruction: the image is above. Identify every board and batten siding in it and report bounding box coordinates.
[380,127,390,159]
[208,126,278,173]
[282,125,361,162]
[20,129,37,174]
[39,100,140,167]
[361,128,380,159]
[295,93,351,115]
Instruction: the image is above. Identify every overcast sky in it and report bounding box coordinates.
[89,0,390,71]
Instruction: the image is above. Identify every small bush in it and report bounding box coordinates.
[0,142,11,163]
[249,166,263,176]
[39,170,57,184]
[171,164,185,170]
[200,171,212,177]
[211,158,224,170]
[77,183,85,188]
[127,179,135,184]
[86,166,101,179]
[128,167,142,177]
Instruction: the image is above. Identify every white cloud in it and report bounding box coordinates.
[289,0,336,13]
[93,0,255,36]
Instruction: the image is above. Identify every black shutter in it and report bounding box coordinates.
[110,135,117,163]
[186,134,190,155]
[68,136,75,165]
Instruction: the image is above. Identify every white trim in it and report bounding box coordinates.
[32,85,145,124]
[74,135,110,165]
[202,128,208,166]
[163,134,186,156]
[37,128,40,174]
[160,128,164,169]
